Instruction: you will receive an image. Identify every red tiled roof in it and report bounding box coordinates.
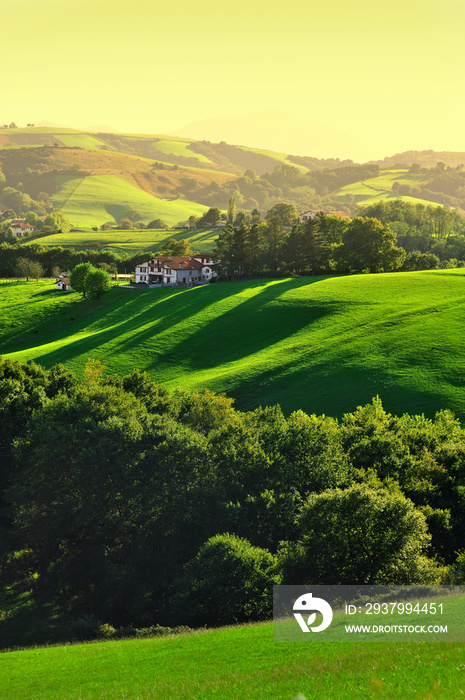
[138,256,213,271]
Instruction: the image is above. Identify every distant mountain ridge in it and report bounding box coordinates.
[172,110,373,162]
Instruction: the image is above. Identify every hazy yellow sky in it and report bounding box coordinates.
[4,0,465,159]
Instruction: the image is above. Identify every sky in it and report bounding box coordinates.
[3,0,465,160]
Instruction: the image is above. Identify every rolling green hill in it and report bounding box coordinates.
[0,127,315,175]
[49,173,208,228]
[25,227,220,255]
[2,127,464,231]
[331,169,442,208]
[3,270,465,420]
[1,622,462,700]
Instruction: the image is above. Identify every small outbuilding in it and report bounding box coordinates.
[56,277,72,291]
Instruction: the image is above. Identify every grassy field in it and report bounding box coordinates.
[3,270,465,420]
[152,138,213,163]
[1,622,463,699]
[24,228,220,254]
[50,174,208,228]
[55,134,107,150]
[243,146,309,173]
[333,169,441,208]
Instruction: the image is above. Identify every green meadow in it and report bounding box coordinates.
[25,228,219,254]
[3,270,465,419]
[54,134,107,150]
[245,146,309,173]
[1,623,463,700]
[50,174,208,228]
[151,138,213,163]
[333,170,439,208]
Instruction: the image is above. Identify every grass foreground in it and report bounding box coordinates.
[3,270,465,419]
[2,622,464,700]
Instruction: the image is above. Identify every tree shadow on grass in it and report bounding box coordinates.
[211,359,456,422]
[18,279,301,368]
[111,277,339,371]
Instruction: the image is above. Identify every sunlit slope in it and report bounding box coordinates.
[0,127,307,173]
[332,169,441,208]
[24,227,220,254]
[50,174,208,228]
[3,271,465,419]
[1,622,463,700]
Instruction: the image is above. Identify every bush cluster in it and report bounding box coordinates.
[1,358,464,642]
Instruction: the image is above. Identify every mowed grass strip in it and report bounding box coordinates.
[3,270,465,420]
[1,623,464,700]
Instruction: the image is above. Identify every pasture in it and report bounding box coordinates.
[151,138,213,163]
[1,622,463,699]
[333,169,441,208]
[3,270,465,420]
[24,227,219,254]
[50,174,208,228]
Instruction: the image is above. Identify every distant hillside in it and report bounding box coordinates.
[372,150,465,169]
[1,127,465,227]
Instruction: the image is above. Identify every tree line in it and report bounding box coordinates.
[1,358,465,646]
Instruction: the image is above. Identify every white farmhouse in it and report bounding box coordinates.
[10,221,35,237]
[300,209,328,222]
[135,255,216,286]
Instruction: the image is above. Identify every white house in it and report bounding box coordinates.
[300,209,328,222]
[300,209,350,222]
[135,255,217,286]
[10,221,35,237]
[56,277,72,291]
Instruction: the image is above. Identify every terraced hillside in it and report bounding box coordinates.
[3,270,465,420]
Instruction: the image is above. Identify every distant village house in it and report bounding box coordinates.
[10,221,35,237]
[135,255,216,285]
[300,209,350,222]
[55,272,72,291]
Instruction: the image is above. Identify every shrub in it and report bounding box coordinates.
[174,533,280,627]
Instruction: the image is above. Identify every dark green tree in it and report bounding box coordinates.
[15,257,43,281]
[174,534,280,626]
[337,216,405,273]
[197,207,222,228]
[281,482,443,585]
[227,196,236,225]
[83,268,112,300]
[147,219,168,229]
[69,262,94,296]
[43,212,71,233]
[160,238,193,256]
[265,202,299,227]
